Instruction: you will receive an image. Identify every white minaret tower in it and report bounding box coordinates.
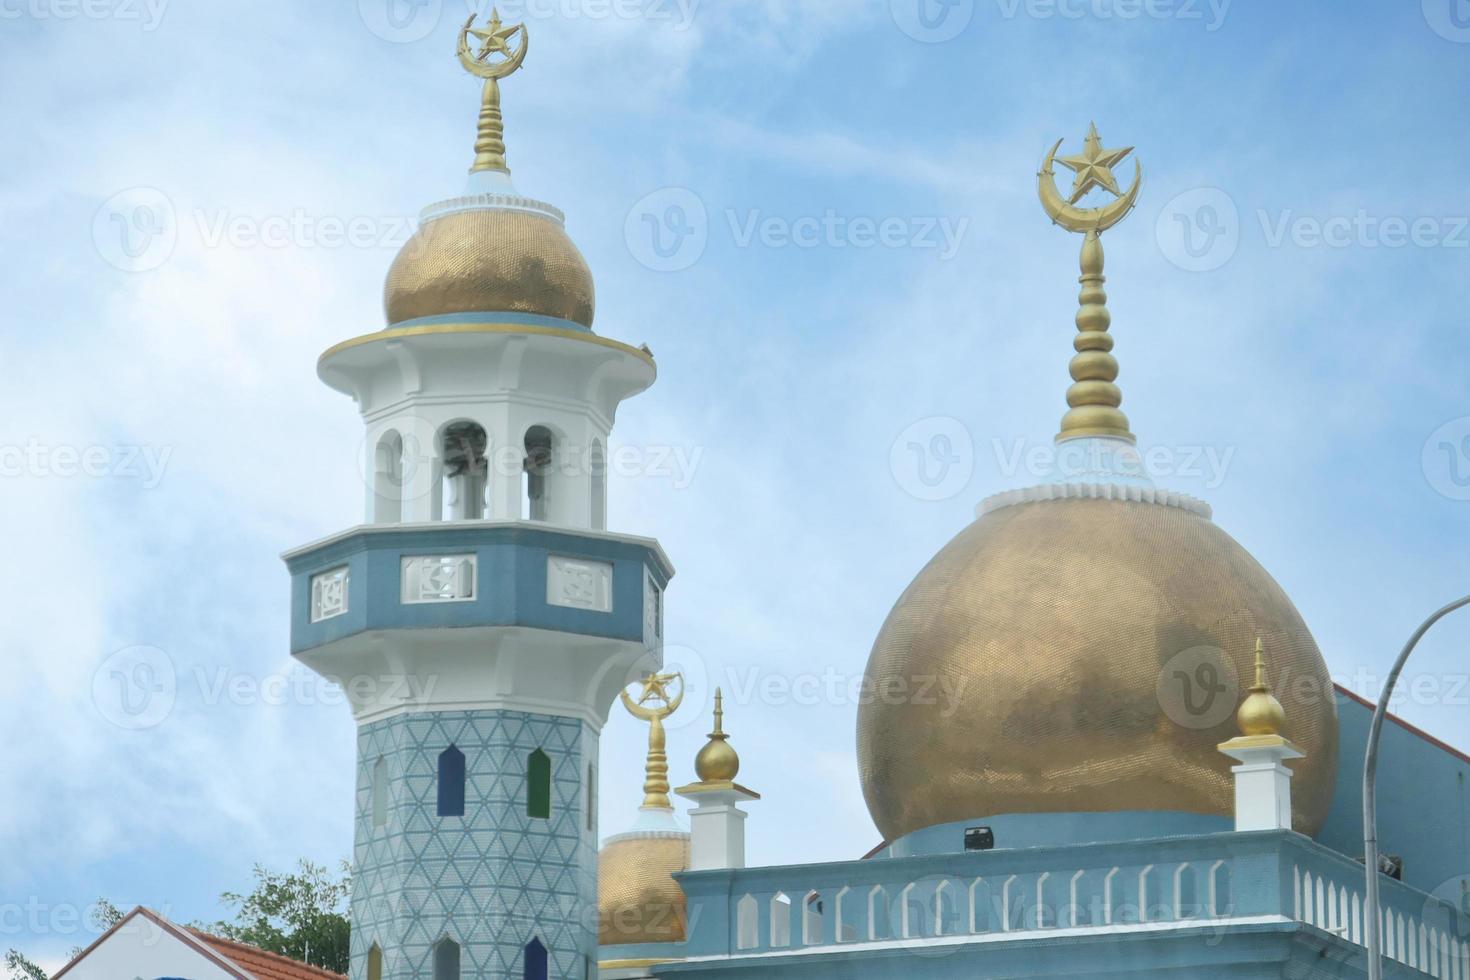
[284,16,669,980]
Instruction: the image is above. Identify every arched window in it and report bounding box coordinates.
[589,440,606,530]
[736,894,759,950]
[373,431,404,524]
[438,746,465,817]
[372,756,388,829]
[803,891,824,945]
[433,938,460,980]
[522,426,554,522]
[770,893,792,948]
[527,749,551,819]
[523,937,548,980]
[440,421,488,521]
[366,943,383,980]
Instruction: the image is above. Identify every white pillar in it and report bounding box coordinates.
[676,785,760,871]
[1218,736,1303,832]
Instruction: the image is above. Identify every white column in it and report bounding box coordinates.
[677,786,760,871]
[1218,736,1303,832]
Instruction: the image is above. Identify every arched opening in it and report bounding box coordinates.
[527,749,551,819]
[590,439,606,530]
[522,426,554,521]
[803,891,824,945]
[373,431,404,524]
[523,937,548,980]
[770,893,792,948]
[366,943,382,980]
[372,756,388,829]
[432,938,459,980]
[736,894,759,950]
[439,421,488,521]
[437,745,465,817]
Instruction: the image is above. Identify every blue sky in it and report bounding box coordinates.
[4,0,1470,969]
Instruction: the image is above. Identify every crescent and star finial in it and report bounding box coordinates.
[621,672,684,809]
[1037,123,1142,444]
[1038,122,1142,235]
[457,9,529,175]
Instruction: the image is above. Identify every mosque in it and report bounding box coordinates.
[271,13,1470,980]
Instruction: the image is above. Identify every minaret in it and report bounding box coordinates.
[284,15,671,980]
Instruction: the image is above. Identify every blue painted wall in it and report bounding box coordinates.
[1318,690,1470,899]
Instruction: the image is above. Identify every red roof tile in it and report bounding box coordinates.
[190,930,346,980]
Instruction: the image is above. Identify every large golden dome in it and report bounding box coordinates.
[384,204,595,328]
[598,831,689,946]
[856,493,1338,843]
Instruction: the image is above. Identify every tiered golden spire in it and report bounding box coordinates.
[1037,123,1143,444]
[620,672,684,809]
[456,9,529,175]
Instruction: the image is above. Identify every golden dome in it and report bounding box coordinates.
[856,495,1339,843]
[384,206,595,327]
[598,831,690,946]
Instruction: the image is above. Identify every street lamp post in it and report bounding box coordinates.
[1364,594,1470,980]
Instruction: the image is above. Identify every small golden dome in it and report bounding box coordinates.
[1238,638,1287,736]
[694,689,740,783]
[384,206,595,327]
[857,495,1339,843]
[598,832,690,946]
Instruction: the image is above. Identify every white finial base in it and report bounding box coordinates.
[1219,735,1304,832]
[676,784,760,871]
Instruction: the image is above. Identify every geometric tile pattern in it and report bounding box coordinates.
[349,710,598,979]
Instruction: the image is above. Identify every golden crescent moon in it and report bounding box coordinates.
[619,673,684,721]
[1038,138,1142,235]
[456,14,530,81]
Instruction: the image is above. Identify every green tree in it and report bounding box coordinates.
[205,860,351,974]
[3,950,47,980]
